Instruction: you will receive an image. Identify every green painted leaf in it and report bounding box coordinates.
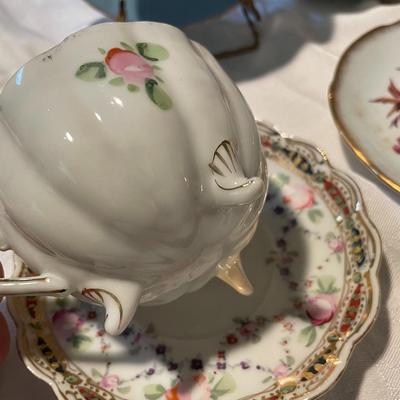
[325,231,336,241]
[262,376,272,384]
[353,272,362,283]
[56,297,68,307]
[72,334,92,350]
[153,65,162,70]
[145,78,172,110]
[286,355,295,366]
[299,325,317,347]
[75,62,106,81]
[109,77,124,86]
[127,83,139,92]
[211,373,236,398]
[317,275,337,294]
[98,48,106,54]
[281,384,297,394]
[65,374,80,384]
[136,42,169,61]
[120,41,136,52]
[277,173,290,185]
[91,368,102,378]
[117,386,131,394]
[144,384,166,400]
[155,75,164,83]
[308,209,324,223]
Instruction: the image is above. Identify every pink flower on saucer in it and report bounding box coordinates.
[105,48,153,84]
[306,294,337,326]
[328,238,345,253]
[52,309,84,340]
[272,363,289,378]
[100,374,120,390]
[282,184,315,211]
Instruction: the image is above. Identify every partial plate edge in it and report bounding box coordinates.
[256,120,382,400]
[328,19,400,194]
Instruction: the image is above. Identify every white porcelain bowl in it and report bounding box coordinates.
[0,21,267,334]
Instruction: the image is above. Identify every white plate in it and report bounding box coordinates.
[330,20,400,193]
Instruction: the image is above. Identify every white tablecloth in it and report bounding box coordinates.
[0,1,399,398]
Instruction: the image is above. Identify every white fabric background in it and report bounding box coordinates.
[0,1,399,398]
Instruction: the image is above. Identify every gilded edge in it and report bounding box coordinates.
[256,121,382,400]
[328,19,400,193]
[81,288,124,329]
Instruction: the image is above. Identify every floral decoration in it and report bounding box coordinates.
[372,77,400,154]
[75,41,172,110]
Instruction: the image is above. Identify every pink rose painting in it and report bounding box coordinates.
[306,293,337,326]
[272,363,289,378]
[75,41,172,110]
[328,238,344,253]
[282,184,315,211]
[52,309,84,340]
[105,48,153,84]
[298,276,339,346]
[99,374,120,390]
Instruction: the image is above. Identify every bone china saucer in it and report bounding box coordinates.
[329,20,400,193]
[9,122,380,400]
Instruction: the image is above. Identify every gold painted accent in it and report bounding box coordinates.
[82,288,124,329]
[217,254,253,296]
[0,275,68,297]
[210,140,257,191]
[209,162,224,176]
[222,140,238,173]
[329,19,400,193]
[216,151,232,173]
[215,179,253,191]
[326,354,341,365]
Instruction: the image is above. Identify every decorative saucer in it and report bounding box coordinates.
[329,20,400,193]
[9,122,381,400]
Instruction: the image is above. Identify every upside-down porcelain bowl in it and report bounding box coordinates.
[0,21,267,335]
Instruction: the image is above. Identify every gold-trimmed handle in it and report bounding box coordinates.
[209,140,266,207]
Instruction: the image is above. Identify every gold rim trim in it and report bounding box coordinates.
[256,121,382,399]
[328,19,400,193]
